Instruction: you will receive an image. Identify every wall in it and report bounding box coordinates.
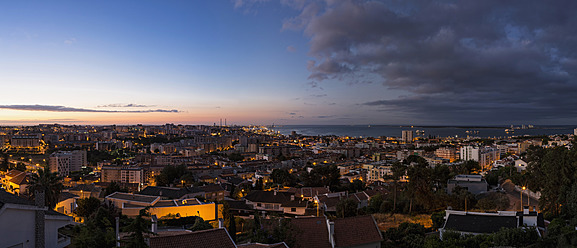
[122,203,223,221]
[0,207,36,248]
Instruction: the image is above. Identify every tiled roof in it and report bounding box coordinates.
[288,187,330,198]
[291,217,331,248]
[238,242,288,248]
[149,228,236,248]
[225,200,253,210]
[443,213,518,233]
[226,177,246,185]
[281,200,308,208]
[0,189,35,207]
[67,184,100,192]
[58,192,79,201]
[0,189,72,218]
[333,215,383,247]
[354,192,369,201]
[8,172,28,185]
[140,186,191,199]
[317,193,362,209]
[106,192,159,204]
[5,169,25,178]
[244,190,292,204]
[199,184,225,193]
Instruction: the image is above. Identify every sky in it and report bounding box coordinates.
[1,0,577,126]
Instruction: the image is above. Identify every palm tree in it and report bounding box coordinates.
[29,166,63,209]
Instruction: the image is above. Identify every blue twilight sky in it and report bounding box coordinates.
[1,0,577,126]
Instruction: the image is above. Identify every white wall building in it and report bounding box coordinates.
[401,130,414,143]
[460,146,500,170]
[0,191,73,248]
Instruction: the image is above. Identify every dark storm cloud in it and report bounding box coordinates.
[288,0,577,123]
[0,105,179,113]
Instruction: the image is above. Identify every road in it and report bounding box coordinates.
[7,158,43,171]
[501,179,539,211]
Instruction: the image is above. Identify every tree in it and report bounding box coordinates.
[155,164,194,186]
[430,211,445,231]
[75,197,102,218]
[304,165,341,190]
[349,179,365,192]
[389,161,407,213]
[29,166,63,208]
[0,153,9,172]
[247,216,299,247]
[271,168,295,186]
[123,207,153,248]
[228,152,244,162]
[475,192,509,211]
[404,156,434,213]
[492,227,540,247]
[105,182,124,196]
[16,162,27,172]
[382,222,426,248]
[336,198,358,218]
[368,193,384,213]
[190,217,213,231]
[228,215,237,242]
[453,160,480,174]
[73,206,120,248]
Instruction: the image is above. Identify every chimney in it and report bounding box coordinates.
[274,190,277,196]
[215,202,219,220]
[35,190,46,248]
[151,215,158,233]
[328,220,335,247]
[523,205,529,215]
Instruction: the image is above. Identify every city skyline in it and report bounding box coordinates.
[1,1,577,126]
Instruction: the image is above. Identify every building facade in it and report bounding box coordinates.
[48,150,87,177]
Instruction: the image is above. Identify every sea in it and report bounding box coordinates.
[271,125,577,139]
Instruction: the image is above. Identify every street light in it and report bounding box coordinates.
[519,186,525,211]
[314,199,319,217]
[522,186,529,206]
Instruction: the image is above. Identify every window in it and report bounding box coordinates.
[291,208,296,212]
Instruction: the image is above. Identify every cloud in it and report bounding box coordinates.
[285,0,577,123]
[98,103,154,108]
[311,94,327,98]
[233,0,269,14]
[316,115,334,118]
[64,38,76,44]
[0,119,84,124]
[0,104,179,113]
[289,112,297,115]
[286,45,297,52]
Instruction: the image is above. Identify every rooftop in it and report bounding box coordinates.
[333,215,383,247]
[106,192,159,204]
[149,228,236,248]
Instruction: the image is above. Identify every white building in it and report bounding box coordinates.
[515,159,528,172]
[364,163,392,182]
[48,150,87,177]
[460,146,500,170]
[401,130,414,143]
[0,190,73,248]
[121,167,144,184]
